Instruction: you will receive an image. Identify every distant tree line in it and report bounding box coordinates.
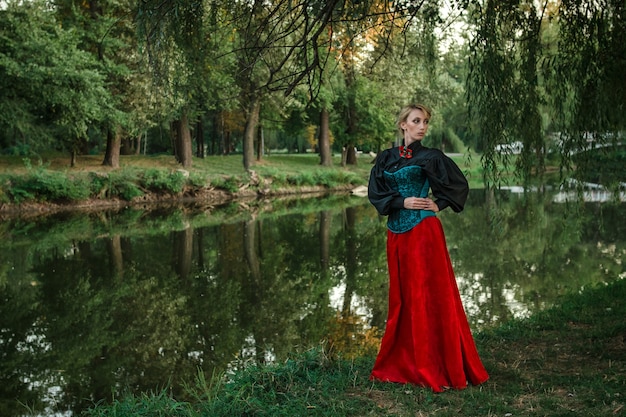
[0,0,623,183]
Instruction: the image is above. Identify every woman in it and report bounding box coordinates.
[368,103,488,392]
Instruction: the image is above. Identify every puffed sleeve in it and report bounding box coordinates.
[367,151,405,215]
[423,152,469,213]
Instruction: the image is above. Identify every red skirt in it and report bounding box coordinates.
[370,216,489,392]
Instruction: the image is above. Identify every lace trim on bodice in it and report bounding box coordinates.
[383,165,436,233]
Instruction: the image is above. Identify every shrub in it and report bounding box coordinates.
[188,172,207,188]
[211,176,240,193]
[142,169,187,194]
[7,170,91,203]
[90,172,143,201]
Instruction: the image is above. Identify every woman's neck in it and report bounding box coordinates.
[404,139,422,147]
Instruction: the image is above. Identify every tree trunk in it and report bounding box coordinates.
[120,136,133,155]
[343,46,358,166]
[174,112,193,168]
[319,107,332,166]
[224,130,231,155]
[256,124,264,161]
[70,149,77,167]
[210,111,221,155]
[102,128,121,168]
[243,95,260,171]
[171,120,180,160]
[135,132,142,155]
[196,119,205,158]
[346,144,358,165]
[340,145,357,167]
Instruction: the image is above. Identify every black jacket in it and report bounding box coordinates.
[368,141,469,215]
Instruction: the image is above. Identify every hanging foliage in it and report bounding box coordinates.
[547,0,626,183]
[466,0,544,187]
[467,0,626,188]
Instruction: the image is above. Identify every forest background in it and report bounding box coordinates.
[1,2,625,416]
[0,0,625,204]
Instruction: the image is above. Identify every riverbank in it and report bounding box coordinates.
[0,154,367,217]
[0,153,482,218]
[79,277,625,416]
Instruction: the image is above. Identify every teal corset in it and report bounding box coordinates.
[383,165,436,233]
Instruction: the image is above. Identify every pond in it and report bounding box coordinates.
[1,189,624,416]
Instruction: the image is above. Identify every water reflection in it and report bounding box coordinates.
[0,190,624,416]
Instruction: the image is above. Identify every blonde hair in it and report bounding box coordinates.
[396,103,432,138]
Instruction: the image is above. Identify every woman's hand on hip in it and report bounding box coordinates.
[403,197,439,212]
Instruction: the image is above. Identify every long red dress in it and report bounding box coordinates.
[368,141,489,392]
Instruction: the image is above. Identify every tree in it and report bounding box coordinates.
[0,1,112,164]
[466,0,626,187]
[136,0,209,168]
[466,0,543,186]
[194,4,239,157]
[54,0,144,168]
[547,0,626,180]
[135,1,432,169]
[229,0,338,170]
[3,0,622,185]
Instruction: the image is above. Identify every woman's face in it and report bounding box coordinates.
[400,108,430,144]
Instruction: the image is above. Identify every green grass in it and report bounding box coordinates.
[80,278,626,416]
[0,152,486,208]
[0,153,375,205]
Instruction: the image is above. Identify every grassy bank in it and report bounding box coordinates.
[0,153,483,214]
[81,278,626,417]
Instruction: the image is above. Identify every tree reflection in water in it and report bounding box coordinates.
[0,190,623,416]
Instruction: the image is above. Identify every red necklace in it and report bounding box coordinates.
[399,145,413,159]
